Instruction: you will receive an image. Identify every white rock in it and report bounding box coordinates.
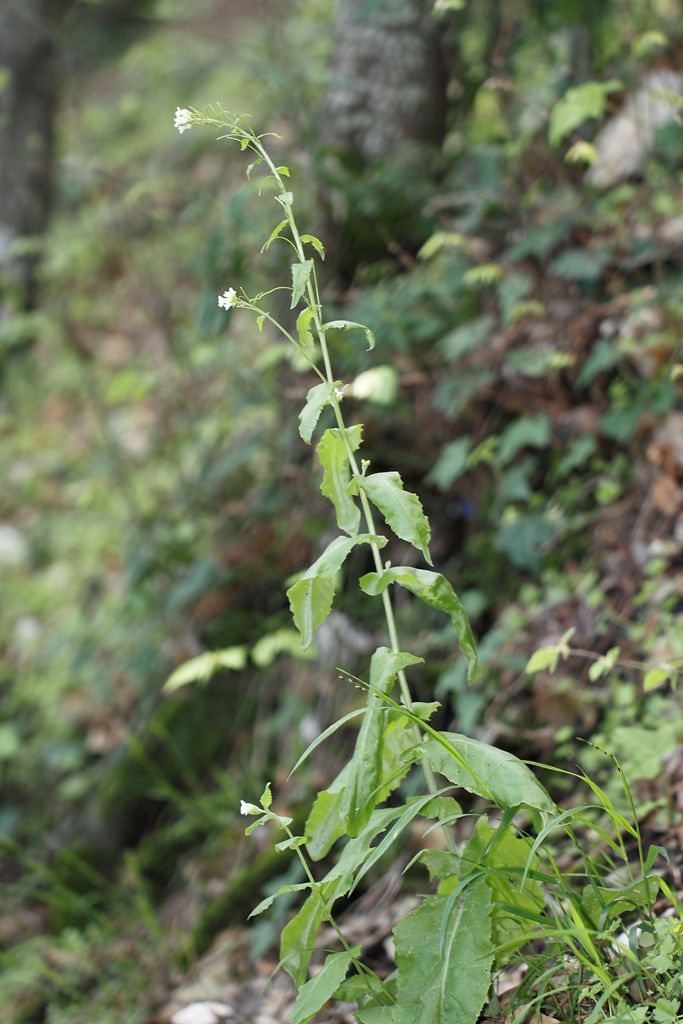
[0,524,29,566]
[588,70,683,189]
[171,1002,233,1024]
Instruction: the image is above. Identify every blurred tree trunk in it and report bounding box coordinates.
[321,0,447,161]
[0,0,75,314]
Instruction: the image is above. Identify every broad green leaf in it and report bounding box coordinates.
[348,366,398,406]
[288,533,384,647]
[248,882,311,919]
[300,233,326,260]
[340,648,423,834]
[425,732,556,822]
[164,646,247,692]
[549,80,621,146]
[460,819,544,960]
[355,1009,393,1024]
[291,947,359,1024]
[323,319,375,351]
[261,218,288,252]
[323,805,407,895]
[291,260,314,308]
[360,567,477,681]
[392,881,494,1024]
[317,425,363,535]
[357,472,432,564]
[296,306,316,347]
[299,382,339,445]
[643,667,670,692]
[305,715,425,860]
[581,876,664,928]
[280,890,327,986]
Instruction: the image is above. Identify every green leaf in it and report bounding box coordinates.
[291,947,359,1024]
[296,306,316,347]
[392,881,494,1024]
[549,80,621,146]
[357,472,432,564]
[497,414,551,465]
[348,365,398,406]
[317,425,363,535]
[355,1009,393,1024]
[280,890,327,986]
[287,533,384,647]
[359,567,477,681]
[300,233,326,260]
[525,645,558,674]
[163,646,247,692]
[426,438,471,490]
[291,260,314,308]
[643,667,670,692]
[341,648,423,834]
[323,319,375,351]
[248,882,311,919]
[261,218,288,252]
[259,782,272,810]
[424,732,556,821]
[299,382,339,445]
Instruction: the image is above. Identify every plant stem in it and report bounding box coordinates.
[255,137,456,854]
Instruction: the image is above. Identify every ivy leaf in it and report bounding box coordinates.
[291,947,359,1024]
[317,425,363,535]
[424,731,556,822]
[298,382,339,445]
[392,881,494,1024]
[341,647,423,834]
[549,80,621,146]
[323,319,375,351]
[357,472,432,564]
[359,567,477,681]
[288,533,385,648]
[291,260,314,308]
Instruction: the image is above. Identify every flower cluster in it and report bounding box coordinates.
[218,288,238,310]
[174,107,193,134]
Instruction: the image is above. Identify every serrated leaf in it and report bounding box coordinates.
[280,890,327,986]
[300,233,326,260]
[358,472,432,564]
[425,731,556,821]
[291,260,314,308]
[164,647,247,692]
[296,306,316,347]
[323,319,375,351]
[392,881,494,1024]
[299,381,339,445]
[248,882,311,919]
[291,947,359,1024]
[317,425,363,535]
[287,533,385,647]
[261,218,288,252]
[341,648,423,834]
[359,567,477,681]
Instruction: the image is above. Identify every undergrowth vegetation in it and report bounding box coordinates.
[2,1,683,1022]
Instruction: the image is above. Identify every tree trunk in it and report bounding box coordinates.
[0,0,75,313]
[321,0,447,161]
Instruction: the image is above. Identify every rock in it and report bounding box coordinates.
[587,70,683,189]
[170,1002,233,1024]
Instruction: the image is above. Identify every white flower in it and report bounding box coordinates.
[240,800,261,816]
[218,288,238,310]
[174,107,193,134]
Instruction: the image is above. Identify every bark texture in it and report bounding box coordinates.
[320,0,447,162]
[0,0,74,310]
